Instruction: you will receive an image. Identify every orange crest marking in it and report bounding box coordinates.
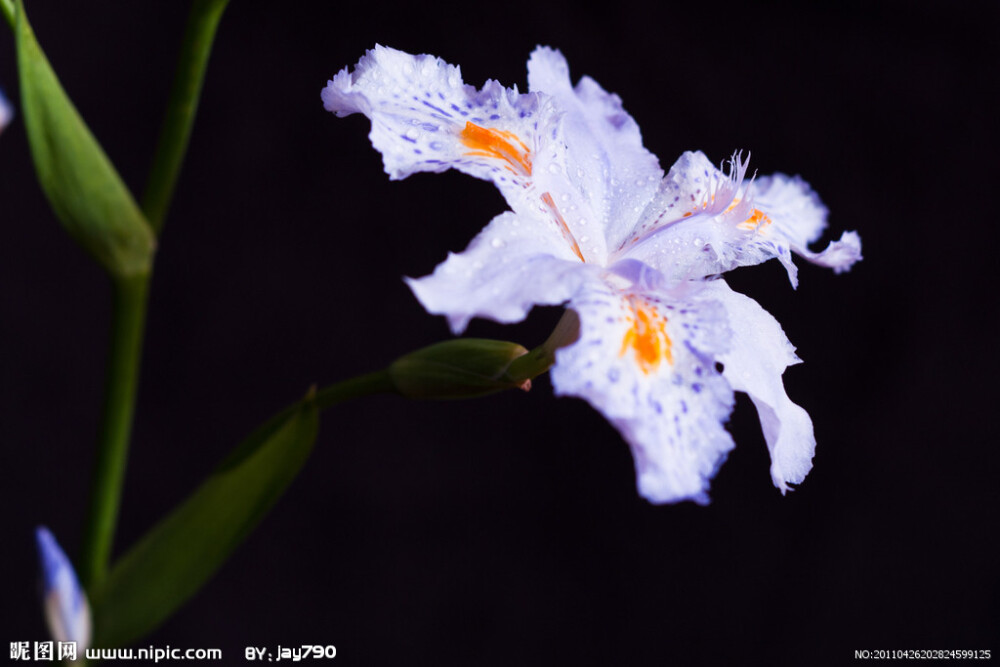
[723,198,772,231]
[619,297,673,373]
[459,122,532,177]
[737,208,772,231]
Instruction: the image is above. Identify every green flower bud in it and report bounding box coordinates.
[388,339,531,400]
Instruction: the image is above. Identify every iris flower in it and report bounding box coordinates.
[323,46,861,503]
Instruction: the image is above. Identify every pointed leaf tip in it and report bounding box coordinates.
[15,0,155,276]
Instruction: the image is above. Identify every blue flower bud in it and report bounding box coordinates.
[0,87,13,135]
[36,526,91,649]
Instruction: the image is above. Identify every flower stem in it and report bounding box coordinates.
[505,309,580,383]
[313,371,396,411]
[141,0,229,233]
[80,274,150,590]
[78,0,230,590]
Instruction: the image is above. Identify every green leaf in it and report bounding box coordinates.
[90,397,320,647]
[15,0,155,277]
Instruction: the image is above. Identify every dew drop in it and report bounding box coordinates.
[491,237,505,249]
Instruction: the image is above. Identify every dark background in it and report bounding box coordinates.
[2,1,996,665]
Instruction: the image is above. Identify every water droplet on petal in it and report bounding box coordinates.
[491,237,505,249]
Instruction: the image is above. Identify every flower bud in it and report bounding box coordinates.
[0,87,12,135]
[36,527,91,650]
[389,338,531,399]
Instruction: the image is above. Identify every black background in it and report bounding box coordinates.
[1,1,997,665]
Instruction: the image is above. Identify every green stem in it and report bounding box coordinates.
[80,274,150,590]
[504,345,554,384]
[506,308,579,383]
[141,0,229,232]
[313,371,396,411]
[79,0,229,590]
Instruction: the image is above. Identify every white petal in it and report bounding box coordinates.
[620,154,861,287]
[703,281,816,493]
[616,151,759,280]
[527,47,663,261]
[36,527,91,648]
[751,173,828,245]
[322,45,556,215]
[749,174,862,283]
[407,212,589,334]
[0,88,13,135]
[551,279,735,504]
[790,229,863,276]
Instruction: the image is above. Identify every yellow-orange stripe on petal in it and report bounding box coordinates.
[459,121,532,176]
[619,296,673,373]
[540,192,585,262]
